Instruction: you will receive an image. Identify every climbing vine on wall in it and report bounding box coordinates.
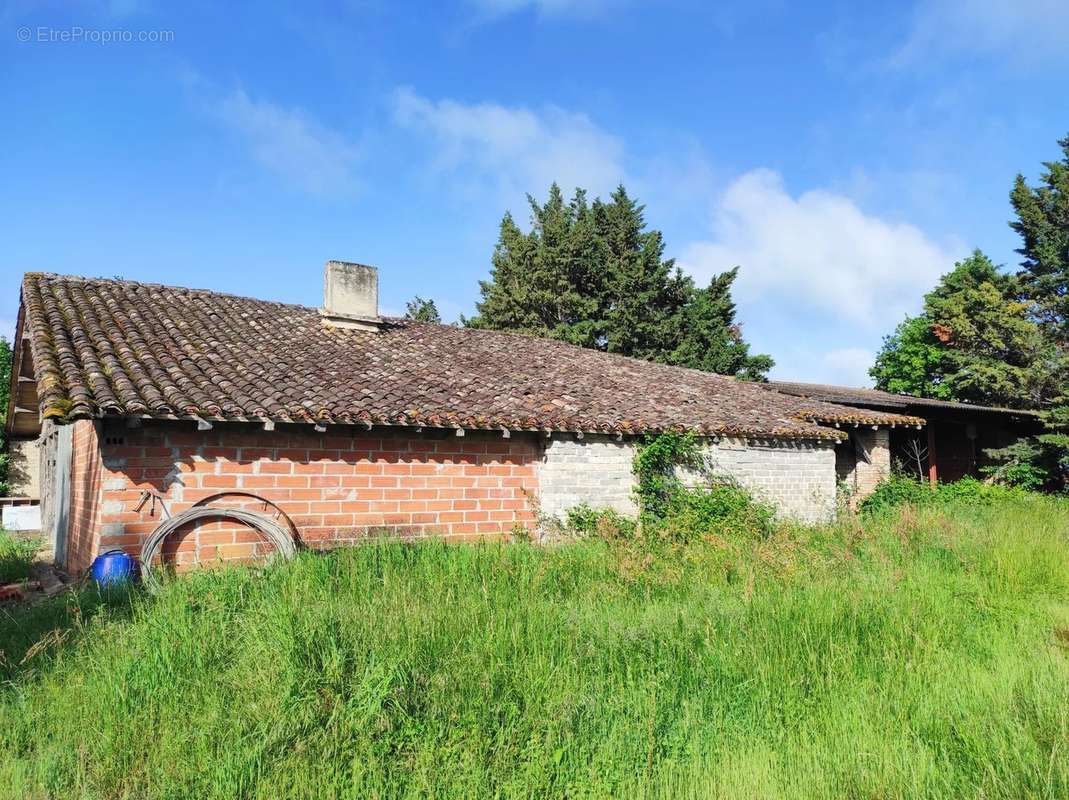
[632,432,701,522]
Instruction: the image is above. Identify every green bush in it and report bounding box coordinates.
[661,482,775,542]
[860,474,1028,515]
[566,483,773,545]
[564,504,638,540]
[982,437,1059,490]
[858,475,934,514]
[632,432,702,522]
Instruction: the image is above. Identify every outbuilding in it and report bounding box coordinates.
[766,382,1042,487]
[6,264,920,573]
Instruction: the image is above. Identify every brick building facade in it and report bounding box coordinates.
[9,267,919,574]
[56,421,859,573]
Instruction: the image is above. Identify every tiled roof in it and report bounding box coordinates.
[767,381,1040,418]
[15,273,923,441]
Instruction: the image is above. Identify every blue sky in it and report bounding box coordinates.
[2,0,1067,386]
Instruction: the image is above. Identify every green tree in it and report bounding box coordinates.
[871,251,1052,408]
[467,184,773,379]
[1010,135,1069,339]
[669,268,773,380]
[465,186,607,348]
[595,186,685,361]
[870,315,952,400]
[1009,134,1069,481]
[404,296,442,323]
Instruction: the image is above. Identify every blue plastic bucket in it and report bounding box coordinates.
[91,549,137,588]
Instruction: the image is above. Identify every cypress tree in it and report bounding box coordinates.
[1010,135,1069,339]
[467,184,772,380]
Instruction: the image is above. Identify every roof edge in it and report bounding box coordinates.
[55,408,851,443]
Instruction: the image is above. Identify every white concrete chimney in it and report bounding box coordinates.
[320,260,381,330]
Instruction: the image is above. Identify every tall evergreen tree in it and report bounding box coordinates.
[1010,135,1069,340]
[595,187,684,361]
[669,268,773,380]
[467,184,772,379]
[1009,134,1069,479]
[871,251,1052,408]
[466,185,607,349]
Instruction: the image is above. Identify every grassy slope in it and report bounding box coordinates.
[1,501,1069,799]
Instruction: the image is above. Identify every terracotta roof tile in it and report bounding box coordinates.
[18,273,923,440]
[767,381,1037,418]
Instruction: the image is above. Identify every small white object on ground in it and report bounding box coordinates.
[2,503,41,531]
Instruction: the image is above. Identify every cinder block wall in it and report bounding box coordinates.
[537,434,839,525]
[536,435,638,518]
[90,421,539,570]
[701,438,838,523]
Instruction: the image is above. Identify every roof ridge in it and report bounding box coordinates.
[24,271,743,386]
[26,271,309,312]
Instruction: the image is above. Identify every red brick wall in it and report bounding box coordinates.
[65,419,105,573]
[91,420,539,571]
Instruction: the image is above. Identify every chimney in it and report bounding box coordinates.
[320,260,382,330]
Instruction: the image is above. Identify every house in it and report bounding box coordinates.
[5,264,923,574]
[765,382,1042,487]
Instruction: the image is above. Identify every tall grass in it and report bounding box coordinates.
[0,531,36,584]
[2,499,1069,798]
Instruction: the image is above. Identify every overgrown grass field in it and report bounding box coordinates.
[2,498,1069,798]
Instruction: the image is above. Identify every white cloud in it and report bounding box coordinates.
[393,87,626,201]
[215,88,360,195]
[678,168,960,330]
[893,0,1069,65]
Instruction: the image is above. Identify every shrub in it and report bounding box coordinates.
[981,437,1055,490]
[858,475,933,514]
[660,482,775,543]
[565,504,638,540]
[860,474,1028,515]
[629,433,775,542]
